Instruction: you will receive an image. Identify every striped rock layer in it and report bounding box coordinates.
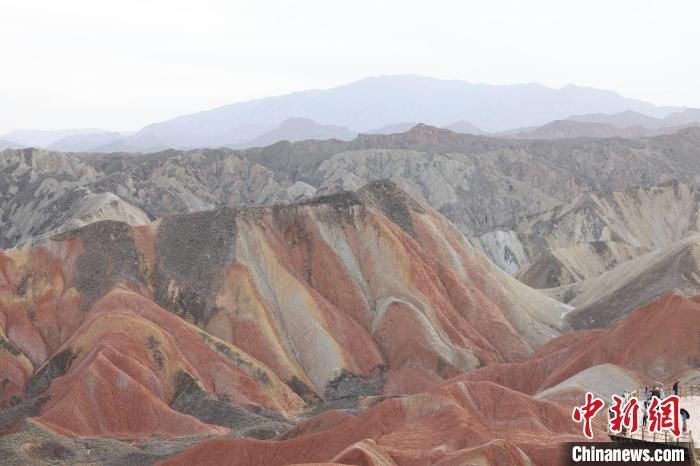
[0,181,568,441]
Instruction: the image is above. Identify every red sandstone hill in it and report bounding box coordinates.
[162,380,582,466]
[453,292,700,402]
[0,181,569,455]
[161,292,699,465]
[2,182,699,464]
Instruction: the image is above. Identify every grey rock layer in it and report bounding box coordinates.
[5,126,700,255]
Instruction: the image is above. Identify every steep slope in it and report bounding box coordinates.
[6,289,696,465]
[469,230,528,275]
[477,180,700,286]
[0,149,313,249]
[29,289,299,438]
[0,150,144,249]
[0,151,151,249]
[516,241,643,288]
[13,192,151,250]
[0,228,305,436]
[0,182,569,444]
[556,234,700,328]
[5,176,699,463]
[459,292,700,396]
[165,291,700,465]
[307,127,700,239]
[163,380,581,466]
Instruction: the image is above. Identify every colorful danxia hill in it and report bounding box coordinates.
[2,174,699,465]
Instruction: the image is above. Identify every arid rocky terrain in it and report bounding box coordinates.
[5,124,700,247]
[6,0,700,459]
[3,124,700,464]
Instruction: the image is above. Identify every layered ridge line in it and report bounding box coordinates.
[0,180,569,441]
[161,380,581,466]
[160,291,700,465]
[454,292,700,401]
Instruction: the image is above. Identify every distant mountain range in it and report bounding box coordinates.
[0,139,24,150]
[122,75,682,149]
[366,120,484,136]
[3,75,700,152]
[511,119,700,139]
[0,129,134,152]
[567,110,664,128]
[237,117,356,148]
[568,108,700,128]
[0,128,105,147]
[48,131,127,152]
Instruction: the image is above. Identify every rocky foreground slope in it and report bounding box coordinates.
[0,181,572,464]
[2,180,700,464]
[160,292,700,466]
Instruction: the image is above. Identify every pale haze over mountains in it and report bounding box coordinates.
[2,75,700,153]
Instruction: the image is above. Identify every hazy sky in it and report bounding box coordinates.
[1,0,698,133]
